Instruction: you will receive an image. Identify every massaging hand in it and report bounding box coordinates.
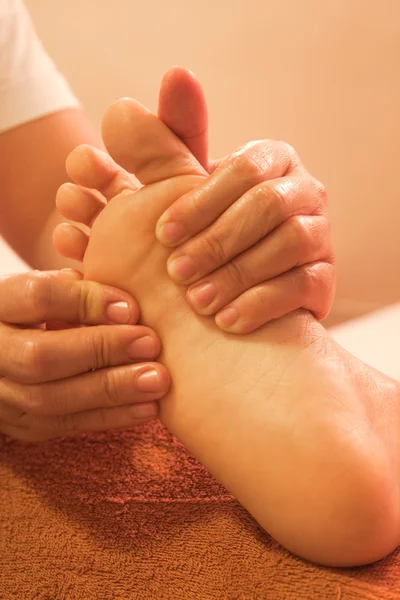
[156,145,335,334]
[0,269,169,441]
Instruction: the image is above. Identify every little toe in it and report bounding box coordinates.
[56,183,106,227]
[53,223,89,263]
[102,98,207,185]
[66,144,139,200]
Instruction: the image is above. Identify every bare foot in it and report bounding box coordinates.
[53,66,209,263]
[57,98,400,567]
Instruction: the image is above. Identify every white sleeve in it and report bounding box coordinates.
[0,0,80,133]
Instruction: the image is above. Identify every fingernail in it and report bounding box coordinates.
[167,255,196,282]
[156,221,187,246]
[188,281,216,309]
[129,402,158,419]
[136,369,164,392]
[107,301,130,323]
[215,307,239,329]
[129,336,158,359]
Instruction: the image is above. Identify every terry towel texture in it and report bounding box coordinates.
[0,421,399,600]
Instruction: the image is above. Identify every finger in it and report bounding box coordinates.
[51,401,159,437]
[102,98,207,185]
[155,140,304,247]
[66,144,139,199]
[158,66,209,171]
[25,267,83,331]
[184,215,333,304]
[0,361,170,417]
[56,182,106,226]
[166,176,326,284]
[212,262,336,333]
[53,222,89,262]
[0,271,140,325]
[45,320,79,331]
[0,401,159,442]
[0,322,162,383]
[185,216,333,312]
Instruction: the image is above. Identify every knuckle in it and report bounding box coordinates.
[230,144,266,181]
[250,285,272,322]
[315,262,336,301]
[271,140,299,171]
[86,327,110,370]
[312,217,334,259]
[300,262,336,317]
[280,141,298,162]
[25,272,53,320]
[243,183,286,237]
[186,186,206,220]
[225,259,248,290]
[102,370,121,407]
[19,338,49,383]
[300,264,318,297]
[77,281,97,323]
[20,385,46,417]
[258,182,286,219]
[289,216,314,256]
[316,180,328,202]
[312,178,329,210]
[228,287,266,334]
[202,230,227,265]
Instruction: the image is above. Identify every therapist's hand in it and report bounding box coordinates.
[0,269,169,442]
[156,140,335,333]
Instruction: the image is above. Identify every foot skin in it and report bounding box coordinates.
[53,66,209,264]
[60,100,400,567]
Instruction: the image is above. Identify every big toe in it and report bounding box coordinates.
[101,98,207,185]
[158,67,209,169]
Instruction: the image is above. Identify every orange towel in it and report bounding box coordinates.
[1,421,399,600]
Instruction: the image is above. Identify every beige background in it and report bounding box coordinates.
[25,0,400,324]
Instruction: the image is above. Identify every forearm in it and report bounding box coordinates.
[0,109,102,270]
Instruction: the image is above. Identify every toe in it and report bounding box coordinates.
[102,98,207,185]
[56,183,106,227]
[158,67,209,170]
[66,145,138,200]
[53,223,89,263]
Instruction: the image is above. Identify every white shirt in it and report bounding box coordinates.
[0,0,78,133]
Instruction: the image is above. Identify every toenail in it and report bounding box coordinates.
[167,255,196,282]
[156,221,187,246]
[188,282,216,310]
[106,301,130,323]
